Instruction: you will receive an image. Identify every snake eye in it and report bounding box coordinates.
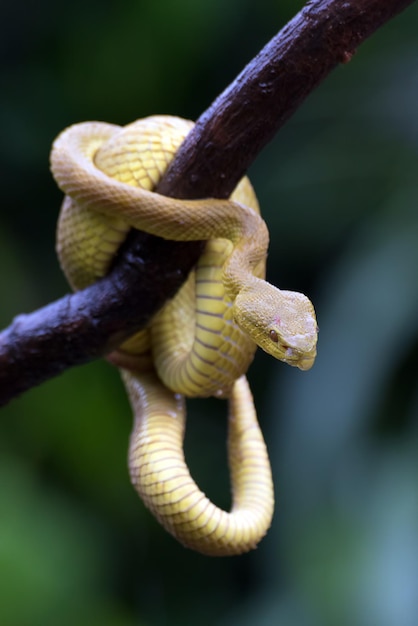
[269,329,279,343]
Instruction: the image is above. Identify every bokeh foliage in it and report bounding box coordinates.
[1,1,418,624]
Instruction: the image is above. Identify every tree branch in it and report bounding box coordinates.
[0,0,414,406]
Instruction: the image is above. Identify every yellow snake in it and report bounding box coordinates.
[50,115,318,556]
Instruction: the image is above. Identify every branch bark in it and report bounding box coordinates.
[0,0,414,405]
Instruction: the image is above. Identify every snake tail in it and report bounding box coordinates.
[124,370,274,557]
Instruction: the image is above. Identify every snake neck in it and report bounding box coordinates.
[221,220,270,331]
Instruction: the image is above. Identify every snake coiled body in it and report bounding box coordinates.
[51,115,317,556]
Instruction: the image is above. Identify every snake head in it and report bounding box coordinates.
[233,283,318,370]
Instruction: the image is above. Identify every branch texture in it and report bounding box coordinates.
[0,0,414,405]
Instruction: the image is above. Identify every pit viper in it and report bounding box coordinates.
[50,115,318,556]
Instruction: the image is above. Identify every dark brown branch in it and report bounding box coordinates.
[0,0,414,405]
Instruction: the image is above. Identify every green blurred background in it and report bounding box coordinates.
[1,1,418,624]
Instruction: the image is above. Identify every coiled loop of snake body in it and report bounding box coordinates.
[51,115,318,556]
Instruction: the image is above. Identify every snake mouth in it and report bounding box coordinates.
[284,346,316,371]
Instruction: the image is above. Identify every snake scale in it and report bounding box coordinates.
[51,115,318,556]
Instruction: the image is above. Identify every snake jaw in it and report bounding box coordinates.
[284,345,316,370]
[296,354,316,371]
[262,337,317,370]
